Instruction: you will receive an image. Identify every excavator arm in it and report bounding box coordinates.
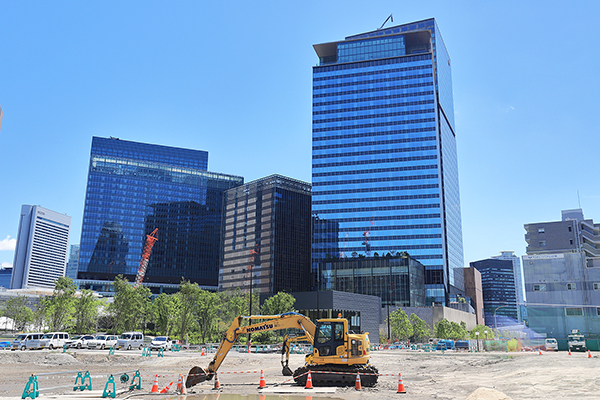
[186,312,316,388]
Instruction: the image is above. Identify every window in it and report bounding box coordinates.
[597,307,600,317]
[566,283,576,290]
[570,239,574,245]
[533,284,546,292]
[593,283,600,290]
[565,307,583,316]
[538,228,545,233]
[568,226,572,232]
[539,241,546,247]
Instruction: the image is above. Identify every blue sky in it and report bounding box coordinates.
[1,1,599,271]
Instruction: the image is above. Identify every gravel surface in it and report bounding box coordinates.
[1,348,598,399]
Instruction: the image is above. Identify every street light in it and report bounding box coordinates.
[475,331,480,352]
[494,305,511,330]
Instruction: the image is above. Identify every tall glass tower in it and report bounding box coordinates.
[312,18,464,305]
[78,137,243,289]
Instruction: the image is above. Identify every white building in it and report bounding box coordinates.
[10,205,71,289]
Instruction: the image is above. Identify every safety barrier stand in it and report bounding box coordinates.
[142,346,151,357]
[102,375,115,398]
[62,344,68,353]
[108,345,115,355]
[173,343,180,352]
[158,347,164,358]
[73,371,92,391]
[21,374,39,399]
[129,370,142,391]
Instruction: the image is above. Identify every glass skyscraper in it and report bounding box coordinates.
[312,18,464,305]
[78,137,243,289]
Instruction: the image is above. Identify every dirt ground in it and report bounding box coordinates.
[0,347,598,399]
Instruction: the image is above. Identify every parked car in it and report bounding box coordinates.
[149,336,173,351]
[67,335,95,349]
[87,335,118,350]
[543,338,558,351]
[40,332,70,349]
[116,332,144,350]
[11,333,44,350]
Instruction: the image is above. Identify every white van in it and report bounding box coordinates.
[40,332,70,349]
[11,333,44,350]
[116,332,144,350]
[544,338,558,351]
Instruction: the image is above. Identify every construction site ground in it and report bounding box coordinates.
[0,347,598,399]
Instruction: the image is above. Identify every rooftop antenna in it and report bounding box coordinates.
[379,14,393,30]
[577,190,581,209]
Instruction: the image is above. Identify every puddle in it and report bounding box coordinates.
[163,394,335,400]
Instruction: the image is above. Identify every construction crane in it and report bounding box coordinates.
[134,228,159,287]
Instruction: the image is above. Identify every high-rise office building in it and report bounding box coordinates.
[491,251,525,321]
[11,205,71,289]
[66,244,80,280]
[311,18,464,305]
[220,175,312,295]
[78,137,243,290]
[470,258,518,327]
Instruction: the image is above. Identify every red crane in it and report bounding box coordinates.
[134,228,159,287]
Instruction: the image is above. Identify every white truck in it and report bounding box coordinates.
[567,329,586,352]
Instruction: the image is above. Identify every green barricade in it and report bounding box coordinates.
[142,347,151,357]
[62,344,68,353]
[172,343,180,352]
[129,370,141,391]
[108,345,115,355]
[158,347,164,357]
[102,375,116,398]
[73,371,92,391]
[21,374,39,399]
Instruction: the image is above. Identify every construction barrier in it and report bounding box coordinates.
[21,370,93,399]
[108,345,115,355]
[158,347,164,358]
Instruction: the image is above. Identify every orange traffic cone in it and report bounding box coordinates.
[213,372,221,390]
[150,374,159,393]
[258,369,266,388]
[160,381,173,393]
[305,370,313,389]
[176,374,187,394]
[355,372,361,390]
[568,349,572,355]
[397,372,406,394]
[538,349,542,355]
[588,350,592,358]
[179,375,187,395]
[175,374,182,393]
[201,347,206,356]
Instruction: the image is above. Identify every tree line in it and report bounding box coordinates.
[0,276,296,344]
[385,308,498,342]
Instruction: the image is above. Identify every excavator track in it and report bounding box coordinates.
[293,364,378,387]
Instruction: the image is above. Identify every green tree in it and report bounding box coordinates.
[388,308,413,341]
[448,321,469,340]
[1,295,33,331]
[434,318,451,339]
[196,289,219,343]
[45,277,77,331]
[260,292,295,315]
[152,293,178,336]
[409,313,430,342]
[73,289,101,334]
[176,280,201,342]
[110,275,152,333]
[469,324,495,339]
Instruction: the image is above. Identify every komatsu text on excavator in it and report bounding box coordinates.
[186,312,378,387]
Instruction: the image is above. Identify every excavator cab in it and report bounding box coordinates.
[313,320,346,357]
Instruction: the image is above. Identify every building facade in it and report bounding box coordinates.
[77,137,243,289]
[463,267,484,325]
[523,209,600,339]
[311,18,464,306]
[491,251,526,321]
[470,258,518,328]
[220,175,312,295]
[318,254,425,307]
[11,205,71,289]
[66,244,80,280]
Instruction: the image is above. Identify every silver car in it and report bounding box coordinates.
[87,335,118,350]
[67,335,95,349]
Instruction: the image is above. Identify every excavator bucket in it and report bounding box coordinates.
[282,365,294,376]
[186,366,212,387]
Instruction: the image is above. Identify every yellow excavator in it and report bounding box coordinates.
[186,312,378,387]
